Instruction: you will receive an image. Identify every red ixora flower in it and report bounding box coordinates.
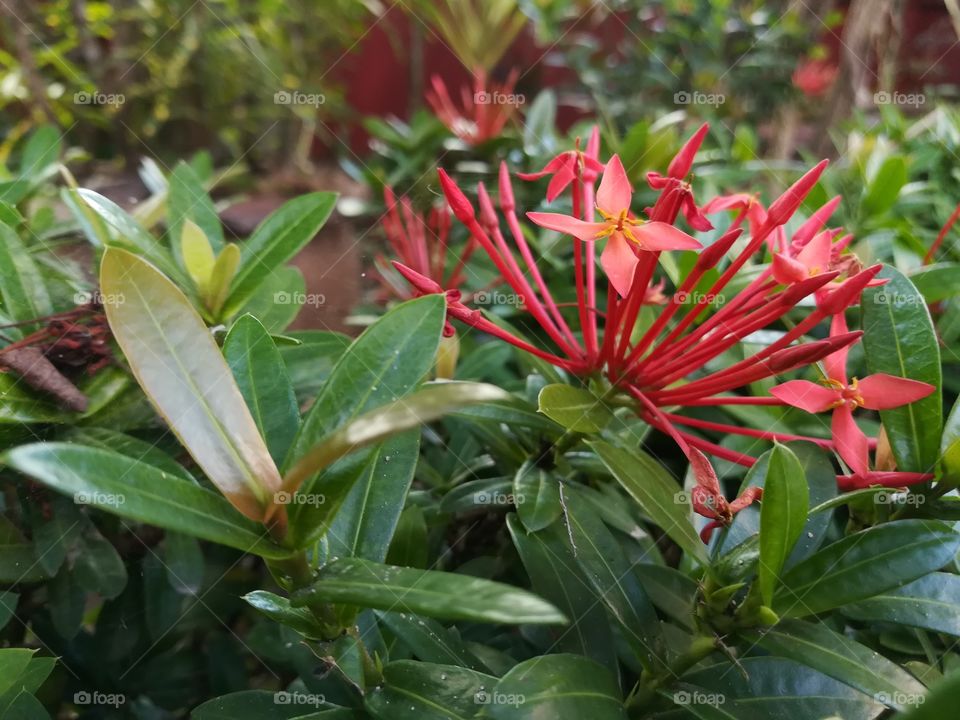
[426,68,521,146]
[392,122,936,540]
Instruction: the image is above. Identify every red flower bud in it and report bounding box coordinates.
[438,168,476,224]
[668,123,710,179]
[766,160,829,227]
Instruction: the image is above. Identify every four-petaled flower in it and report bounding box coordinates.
[518,130,603,202]
[528,155,701,296]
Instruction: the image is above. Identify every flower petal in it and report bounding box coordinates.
[729,485,763,514]
[857,374,935,410]
[526,212,605,242]
[597,155,632,212]
[770,380,839,413]
[633,222,702,251]
[795,230,833,272]
[832,405,870,476]
[545,166,576,202]
[772,253,809,285]
[600,232,639,297]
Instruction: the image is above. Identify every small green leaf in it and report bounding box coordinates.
[180,219,216,293]
[843,572,960,636]
[206,243,241,316]
[590,440,708,565]
[941,396,960,484]
[862,155,908,214]
[0,222,51,325]
[758,444,808,605]
[366,661,496,720]
[514,461,562,532]
[537,384,613,433]
[292,558,566,625]
[243,590,322,637]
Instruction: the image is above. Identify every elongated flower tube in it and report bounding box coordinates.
[392,123,937,535]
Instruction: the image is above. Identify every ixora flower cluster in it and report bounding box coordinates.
[391,124,935,541]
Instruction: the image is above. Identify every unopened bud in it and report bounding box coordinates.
[437,168,475,224]
[766,160,829,227]
[668,123,710,179]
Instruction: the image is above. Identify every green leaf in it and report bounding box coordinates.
[758,445,808,605]
[0,649,34,697]
[292,558,566,625]
[19,125,61,175]
[909,263,960,303]
[506,515,617,672]
[537,384,613,433]
[523,90,557,156]
[375,611,488,671]
[941,396,960,483]
[843,572,960,636]
[0,591,17,631]
[74,526,127,599]
[514,460,562,532]
[206,243,241,316]
[101,248,282,521]
[168,161,224,258]
[682,657,883,719]
[3,443,290,559]
[773,520,960,617]
[283,382,509,493]
[222,192,337,317]
[564,490,663,669]
[366,661,496,720]
[590,440,708,565]
[486,654,626,720]
[180,219,216,293]
[861,267,942,472]
[191,690,348,719]
[0,222,51,324]
[863,155,908,213]
[326,431,419,563]
[898,663,960,719]
[224,315,300,466]
[163,532,204,594]
[751,619,926,711]
[243,590,323,638]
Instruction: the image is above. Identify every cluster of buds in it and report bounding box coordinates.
[392,124,935,541]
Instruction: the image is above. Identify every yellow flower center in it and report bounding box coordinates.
[825,377,864,409]
[596,208,643,245]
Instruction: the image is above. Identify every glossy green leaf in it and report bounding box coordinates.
[19,124,61,175]
[375,611,488,671]
[292,557,566,625]
[537,384,614,433]
[843,572,960,636]
[180,219,216,293]
[682,657,883,720]
[222,192,337,317]
[366,661,496,720]
[192,690,349,719]
[74,526,127,599]
[486,654,626,720]
[224,315,300,466]
[861,267,942,472]
[751,619,926,711]
[506,514,617,672]
[863,155,907,213]
[326,431,419,563]
[68,427,196,483]
[101,248,282,521]
[591,440,708,565]
[163,532,204,594]
[3,443,290,559]
[758,445,808,605]
[0,222,51,324]
[206,242,241,316]
[514,460,562,532]
[909,263,960,303]
[0,649,34,697]
[243,590,323,638]
[898,663,960,719]
[773,520,960,617]
[168,161,224,257]
[941,396,960,483]
[634,564,697,630]
[564,490,663,669]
